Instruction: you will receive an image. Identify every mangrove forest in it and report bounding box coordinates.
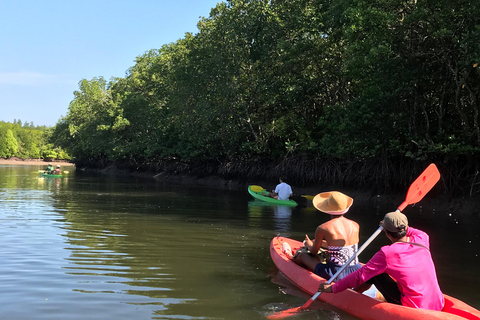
[46,0,479,195]
[0,120,69,161]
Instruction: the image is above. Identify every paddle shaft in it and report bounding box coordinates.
[302,165,441,308]
[302,225,385,308]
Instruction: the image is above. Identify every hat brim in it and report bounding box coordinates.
[313,192,354,215]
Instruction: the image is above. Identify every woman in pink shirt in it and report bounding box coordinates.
[318,211,445,311]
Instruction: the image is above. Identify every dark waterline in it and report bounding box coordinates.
[0,165,479,320]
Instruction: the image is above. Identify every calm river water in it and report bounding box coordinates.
[0,165,479,320]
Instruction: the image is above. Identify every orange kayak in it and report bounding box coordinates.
[270,236,480,320]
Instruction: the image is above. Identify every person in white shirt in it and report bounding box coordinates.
[269,177,293,200]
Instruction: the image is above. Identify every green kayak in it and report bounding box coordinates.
[41,172,63,178]
[247,185,298,206]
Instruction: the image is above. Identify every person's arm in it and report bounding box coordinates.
[319,250,388,293]
[304,234,326,250]
[305,225,328,253]
[406,227,430,248]
[274,184,280,194]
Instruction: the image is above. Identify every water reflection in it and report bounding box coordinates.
[273,205,292,231]
[247,200,294,231]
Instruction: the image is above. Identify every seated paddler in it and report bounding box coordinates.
[318,211,445,310]
[283,191,362,280]
[44,163,54,174]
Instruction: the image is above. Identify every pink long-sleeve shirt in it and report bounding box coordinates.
[332,227,445,311]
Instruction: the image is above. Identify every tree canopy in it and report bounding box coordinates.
[51,0,480,194]
[0,120,70,160]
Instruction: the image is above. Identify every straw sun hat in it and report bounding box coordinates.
[313,191,353,215]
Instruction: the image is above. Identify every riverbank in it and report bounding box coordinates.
[96,162,480,215]
[0,158,75,167]
[7,158,473,216]
[150,168,480,216]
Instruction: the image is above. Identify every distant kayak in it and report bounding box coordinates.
[270,236,480,320]
[248,185,297,207]
[40,172,62,178]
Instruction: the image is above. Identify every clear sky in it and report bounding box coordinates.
[0,0,221,127]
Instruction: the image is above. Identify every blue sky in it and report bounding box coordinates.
[0,0,221,127]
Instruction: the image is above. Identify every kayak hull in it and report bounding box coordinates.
[41,173,62,178]
[248,186,297,207]
[270,236,480,320]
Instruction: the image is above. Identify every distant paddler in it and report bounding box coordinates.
[44,163,54,174]
[267,177,293,201]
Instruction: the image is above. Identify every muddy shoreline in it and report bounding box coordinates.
[0,158,75,167]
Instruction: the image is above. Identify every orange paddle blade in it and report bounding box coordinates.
[398,163,440,211]
[267,306,305,320]
[267,293,319,319]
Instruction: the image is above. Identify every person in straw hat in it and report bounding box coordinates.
[318,211,444,311]
[284,191,362,281]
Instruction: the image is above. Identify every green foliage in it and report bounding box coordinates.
[0,121,68,160]
[55,77,124,161]
[39,143,71,160]
[50,0,480,169]
[0,129,19,158]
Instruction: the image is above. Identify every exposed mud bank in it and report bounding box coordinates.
[0,158,75,167]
